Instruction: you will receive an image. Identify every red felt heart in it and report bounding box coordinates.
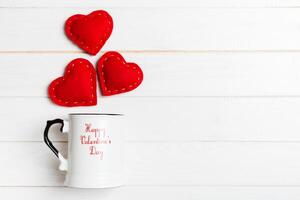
[65,10,113,55]
[97,51,143,96]
[48,58,97,107]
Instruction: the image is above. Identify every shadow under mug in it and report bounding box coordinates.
[44,113,124,188]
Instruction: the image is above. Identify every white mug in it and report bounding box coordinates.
[44,113,124,188]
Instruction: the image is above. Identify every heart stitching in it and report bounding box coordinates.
[65,10,113,55]
[97,51,143,96]
[48,58,97,107]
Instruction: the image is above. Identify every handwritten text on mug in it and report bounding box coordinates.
[79,123,112,159]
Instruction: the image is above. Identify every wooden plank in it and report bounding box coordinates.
[1,97,300,141]
[2,52,300,97]
[1,142,300,186]
[1,186,300,200]
[1,8,300,51]
[1,0,300,8]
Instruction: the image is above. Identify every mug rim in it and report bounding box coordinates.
[69,113,123,116]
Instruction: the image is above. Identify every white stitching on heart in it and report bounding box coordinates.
[66,11,112,54]
[51,60,96,106]
[100,54,142,94]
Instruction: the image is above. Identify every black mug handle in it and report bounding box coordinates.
[43,119,64,158]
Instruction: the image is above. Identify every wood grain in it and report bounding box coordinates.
[1,142,300,186]
[1,0,300,8]
[1,186,300,200]
[1,0,299,197]
[2,53,300,97]
[1,8,300,51]
[2,97,300,141]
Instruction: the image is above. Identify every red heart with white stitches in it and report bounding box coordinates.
[97,51,143,96]
[65,10,113,55]
[48,58,97,107]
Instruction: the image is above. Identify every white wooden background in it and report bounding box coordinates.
[2,0,300,199]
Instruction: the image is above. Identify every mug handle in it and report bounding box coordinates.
[43,119,68,171]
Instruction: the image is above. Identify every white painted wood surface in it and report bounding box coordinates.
[1,0,300,199]
[1,8,300,51]
[2,97,300,141]
[1,187,300,200]
[1,0,300,7]
[2,53,300,97]
[1,142,300,186]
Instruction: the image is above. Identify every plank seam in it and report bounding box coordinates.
[3,50,300,54]
[1,140,300,143]
[1,185,300,187]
